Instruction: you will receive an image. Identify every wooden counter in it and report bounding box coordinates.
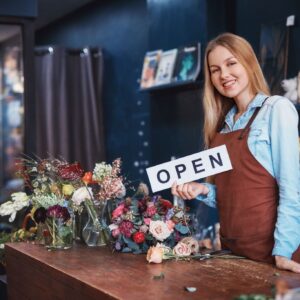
[5,242,300,300]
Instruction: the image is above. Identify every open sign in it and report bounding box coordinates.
[146,145,232,193]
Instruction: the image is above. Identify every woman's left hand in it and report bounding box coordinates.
[275,255,300,273]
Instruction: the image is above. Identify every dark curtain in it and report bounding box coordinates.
[35,46,105,171]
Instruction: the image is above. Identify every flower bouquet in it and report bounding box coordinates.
[0,157,126,249]
[108,183,193,254]
[16,157,85,249]
[77,158,126,246]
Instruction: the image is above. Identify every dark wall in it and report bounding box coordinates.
[0,0,37,18]
[236,0,300,78]
[35,0,212,192]
[36,0,149,184]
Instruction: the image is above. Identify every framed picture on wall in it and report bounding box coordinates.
[173,42,201,82]
[140,50,162,89]
[154,49,178,85]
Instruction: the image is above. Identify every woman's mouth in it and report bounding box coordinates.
[223,80,236,89]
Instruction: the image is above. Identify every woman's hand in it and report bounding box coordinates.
[171,182,209,200]
[275,255,300,273]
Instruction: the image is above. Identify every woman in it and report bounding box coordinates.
[171,33,300,273]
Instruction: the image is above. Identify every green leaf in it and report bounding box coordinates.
[175,224,189,234]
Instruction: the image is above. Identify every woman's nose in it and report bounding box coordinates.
[220,67,230,79]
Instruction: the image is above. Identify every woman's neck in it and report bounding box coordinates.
[234,92,256,114]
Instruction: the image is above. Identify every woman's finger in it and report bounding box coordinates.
[275,256,300,273]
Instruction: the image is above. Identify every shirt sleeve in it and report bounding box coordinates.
[270,98,300,258]
[195,182,217,208]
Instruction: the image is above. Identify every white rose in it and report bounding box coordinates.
[71,187,93,205]
[149,220,172,241]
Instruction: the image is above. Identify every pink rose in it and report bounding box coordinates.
[173,242,192,257]
[146,205,157,217]
[166,220,175,232]
[139,224,148,233]
[112,203,125,219]
[144,218,151,225]
[112,228,120,238]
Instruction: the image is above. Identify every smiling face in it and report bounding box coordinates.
[208,45,254,103]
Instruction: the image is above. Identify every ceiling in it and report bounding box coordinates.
[35,0,95,29]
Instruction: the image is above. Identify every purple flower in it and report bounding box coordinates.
[46,205,70,222]
[115,241,122,251]
[166,208,175,220]
[152,195,160,204]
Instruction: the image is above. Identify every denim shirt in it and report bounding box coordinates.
[197,93,300,259]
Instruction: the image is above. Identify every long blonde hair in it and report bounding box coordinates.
[203,33,270,147]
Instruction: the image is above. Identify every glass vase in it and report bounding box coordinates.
[44,218,73,250]
[82,199,110,247]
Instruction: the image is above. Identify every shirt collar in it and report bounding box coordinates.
[224,93,267,129]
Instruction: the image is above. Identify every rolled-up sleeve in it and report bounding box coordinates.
[270,98,300,258]
[196,182,217,208]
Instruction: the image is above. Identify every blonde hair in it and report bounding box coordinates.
[203,32,270,147]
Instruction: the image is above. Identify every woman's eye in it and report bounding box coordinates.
[211,69,219,74]
[228,61,237,66]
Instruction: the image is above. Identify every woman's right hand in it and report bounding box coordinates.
[171,181,209,200]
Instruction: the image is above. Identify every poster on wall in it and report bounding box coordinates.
[259,22,287,95]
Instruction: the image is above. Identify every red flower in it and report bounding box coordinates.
[160,199,173,209]
[58,162,84,181]
[46,205,70,222]
[133,232,145,244]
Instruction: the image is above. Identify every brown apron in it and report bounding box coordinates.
[210,102,300,264]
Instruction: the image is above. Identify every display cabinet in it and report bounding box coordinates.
[0,16,35,202]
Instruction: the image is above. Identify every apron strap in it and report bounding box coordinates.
[238,97,269,140]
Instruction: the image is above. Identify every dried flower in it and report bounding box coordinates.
[149,220,172,241]
[92,162,112,182]
[31,194,64,209]
[98,177,125,201]
[135,182,149,197]
[57,162,84,181]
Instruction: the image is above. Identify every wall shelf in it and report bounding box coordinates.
[139,79,202,94]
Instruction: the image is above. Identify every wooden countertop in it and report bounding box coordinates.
[5,242,300,300]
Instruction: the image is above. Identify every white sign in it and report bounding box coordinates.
[146,145,232,193]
